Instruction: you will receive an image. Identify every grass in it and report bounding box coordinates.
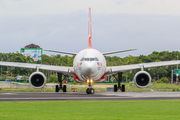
[1,83,180,92]
[0,100,180,120]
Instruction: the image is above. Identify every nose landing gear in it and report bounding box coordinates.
[86,88,95,94]
[86,79,95,94]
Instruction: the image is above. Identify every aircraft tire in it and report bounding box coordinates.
[114,85,117,92]
[121,85,125,92]
[63,85,67,92]
[90,88,95,94]
[86,88,90,94]
[55,85,59,92]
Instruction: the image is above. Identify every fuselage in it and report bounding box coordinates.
[73,48,106,82]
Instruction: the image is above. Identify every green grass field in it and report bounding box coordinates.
[0,100,180,120]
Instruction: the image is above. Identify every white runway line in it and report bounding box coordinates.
[0,93,18,95]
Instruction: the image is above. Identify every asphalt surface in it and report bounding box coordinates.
[1,92,180,101]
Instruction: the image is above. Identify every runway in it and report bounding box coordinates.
[1,92,180,101]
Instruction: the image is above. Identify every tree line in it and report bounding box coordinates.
[0,51,180,82]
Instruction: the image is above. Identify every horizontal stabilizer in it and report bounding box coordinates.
[102,49,137,55]
[44,49,76,55]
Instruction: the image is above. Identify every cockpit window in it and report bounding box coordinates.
[81,57,99,61]
[95,57,99,61]
[85,58,90,61]
[90,58,95,61]
[80,58,85,61]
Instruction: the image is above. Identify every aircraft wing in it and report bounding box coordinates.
[44,49,76,55]
[102,49,137,55]
[106,60,180,75]
[0,61,73,75]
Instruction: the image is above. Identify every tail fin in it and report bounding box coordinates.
[88,7,92,48]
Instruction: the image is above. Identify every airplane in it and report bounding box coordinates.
[0,7,180,94]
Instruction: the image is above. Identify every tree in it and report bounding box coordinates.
[0,50,180,82]
[157,77,169,83]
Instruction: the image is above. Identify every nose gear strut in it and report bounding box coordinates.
[86,79,95,94]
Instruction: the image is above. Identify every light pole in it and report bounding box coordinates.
[126,76,128,83]
[0,64,1,77]
[1,59,2,77]
[6,55,8,74]
[119,59,122,65]
[177,53,179,69]
[171,69,174,84]
[176,74,179,84]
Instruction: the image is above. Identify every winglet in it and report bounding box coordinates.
[88,7,92,48]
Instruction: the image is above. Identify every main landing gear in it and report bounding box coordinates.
[86,79,95,94]
[55,73,67,92]
[113,72,125,92]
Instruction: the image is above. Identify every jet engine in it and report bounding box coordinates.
[29,72,46,89]
[133,71,151,88]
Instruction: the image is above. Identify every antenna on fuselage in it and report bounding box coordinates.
[88,7,92,48]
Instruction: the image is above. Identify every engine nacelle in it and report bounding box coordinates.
[133,71,151,88]
[29,72,46,89]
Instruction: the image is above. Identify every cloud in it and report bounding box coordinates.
[0,0,180,57]
[0,12,180,57]
[0,0,180,17]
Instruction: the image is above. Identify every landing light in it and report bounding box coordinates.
[87,79,93,83]
[90,79,93,83]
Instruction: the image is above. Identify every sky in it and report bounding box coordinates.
[0,0,180,57]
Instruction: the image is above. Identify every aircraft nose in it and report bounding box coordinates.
[81,62,97,77]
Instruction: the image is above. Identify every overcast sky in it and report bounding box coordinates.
[0,0,180,57]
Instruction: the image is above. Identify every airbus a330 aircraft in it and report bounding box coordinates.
[0,8,180,94]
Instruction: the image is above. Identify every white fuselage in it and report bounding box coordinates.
[73,48,106,82]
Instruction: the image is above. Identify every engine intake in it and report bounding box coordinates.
[29,72,46,89]
[134,71,151,88]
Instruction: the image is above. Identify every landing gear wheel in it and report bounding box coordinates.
[121,85,125,92]
[86,88,95,94]
[63,85,67,92]
[114,85,117,92]
[86,88,90,94]
[90,88,95,94]
[55,85,59,92]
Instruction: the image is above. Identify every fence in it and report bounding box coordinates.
[0,79,29,83]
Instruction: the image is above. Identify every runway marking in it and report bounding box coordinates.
[0,93,18,95]
[104,94,115,96]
